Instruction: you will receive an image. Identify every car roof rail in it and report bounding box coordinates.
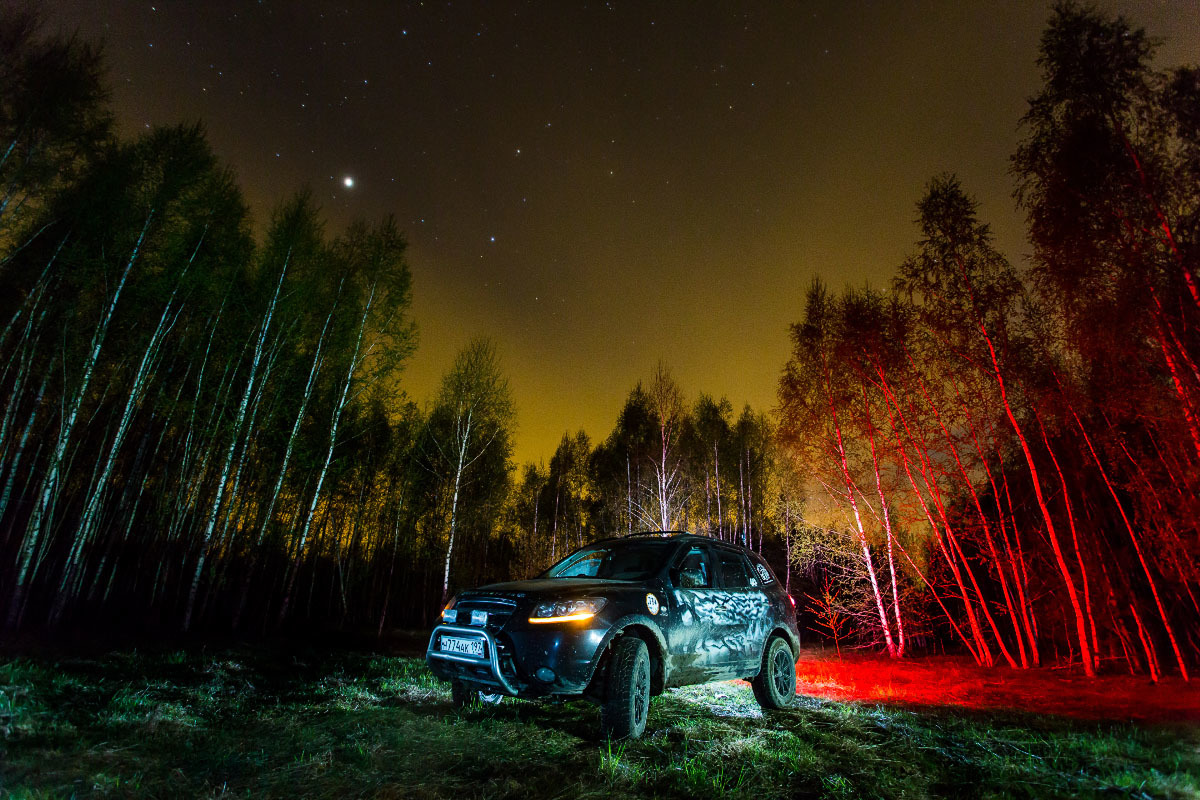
[619,530,716,539]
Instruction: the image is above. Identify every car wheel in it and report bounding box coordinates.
[751,636,796,710]
[601,636,651,739]
[451,680,504,708]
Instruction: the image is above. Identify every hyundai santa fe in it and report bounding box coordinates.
[425,532,801,739]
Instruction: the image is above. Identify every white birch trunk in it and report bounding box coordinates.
[66,281,186,580]
[183,257,288,630]
[7,215,151,627]
[441,406,472,603]
[279,283,375,623]
[255,304,334,546]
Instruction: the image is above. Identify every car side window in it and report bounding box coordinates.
[748,553,775,585]
[715,549,754,589]
[671,546,712,589]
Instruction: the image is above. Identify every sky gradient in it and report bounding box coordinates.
[41,0,1200,465]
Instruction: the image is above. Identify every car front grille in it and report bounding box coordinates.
[452,595,518,632]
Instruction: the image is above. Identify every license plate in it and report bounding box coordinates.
[440,635,484,658]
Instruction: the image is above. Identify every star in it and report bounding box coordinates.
[343,176,355,188]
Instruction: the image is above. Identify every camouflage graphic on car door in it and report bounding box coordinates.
[711,548,771,672]
[667,545,730,682]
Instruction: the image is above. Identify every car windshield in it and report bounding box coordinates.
[543,541,674,581]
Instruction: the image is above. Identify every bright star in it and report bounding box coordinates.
[343,176,355,188]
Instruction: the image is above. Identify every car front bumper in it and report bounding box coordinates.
[426,619,609,698]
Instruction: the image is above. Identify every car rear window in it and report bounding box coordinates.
[748,552,776,585]
[715,549,754,589]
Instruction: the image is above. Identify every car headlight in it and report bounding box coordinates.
[528,598,607,624]
[441,595,458,623]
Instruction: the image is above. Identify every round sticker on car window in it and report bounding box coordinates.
[645,593,660,615]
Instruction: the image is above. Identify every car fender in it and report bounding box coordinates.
[749,624,802,675]
[590,612,671,690]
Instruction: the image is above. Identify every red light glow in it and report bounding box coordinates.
[791,653,1200,722]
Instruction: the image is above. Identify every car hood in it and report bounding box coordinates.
[468,577,642,599]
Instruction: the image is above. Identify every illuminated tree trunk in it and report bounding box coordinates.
[1061,386,1190,680]
[713,442,722,539]
[53,292,185,620]
[892,534,981,663]
[1111,117,1200,316]
[902,365,1018,668]
[876,372,990,665]
[861,383,905,656]
[0,247,57,363]
[257,303,334,548]
[95,373,184,606]
[783,499,792,594]
[986,350,1092,674]
[162,307,234,599]
[0,289,54,560]
[8,215,151,628]
[705,472,711,533]
[625,453,633,535]
[0,365,49,530]
[551,473,560,560]
[0,271,53,473]
[738,455,745,545]
[645,364,685,532]
[184,255,287,631]
[281,283,375,622]
[825,369,896,656]
[958,394,1033,668]
[958,255,1094,675]
[1034,413,1099,672]
[56,231,203,618]
[993,456,1040,658]
[746,448,757,552]
[1130,599,1161,682]
[198,332,284,620]
[531,482,540,564]
[1152,317,1200,466]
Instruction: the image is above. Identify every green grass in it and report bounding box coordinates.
[0,646,1195,799]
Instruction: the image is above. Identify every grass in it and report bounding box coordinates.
[0,645,1196,799]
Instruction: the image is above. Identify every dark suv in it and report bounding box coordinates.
[425,532,801,739]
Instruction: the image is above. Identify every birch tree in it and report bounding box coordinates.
[423,338,514,603]
[277,217,415,626]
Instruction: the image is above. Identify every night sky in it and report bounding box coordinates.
[39,1,1200,465]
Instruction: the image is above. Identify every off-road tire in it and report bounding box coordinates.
[601,636,651,739]
[451,680,504,708]
[751,636,796,710]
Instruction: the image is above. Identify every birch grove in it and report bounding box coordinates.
[0,4,1197,680]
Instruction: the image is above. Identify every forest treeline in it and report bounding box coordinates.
[1,5,1198,679]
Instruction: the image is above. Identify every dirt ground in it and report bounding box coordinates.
[789,648,1200,723]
